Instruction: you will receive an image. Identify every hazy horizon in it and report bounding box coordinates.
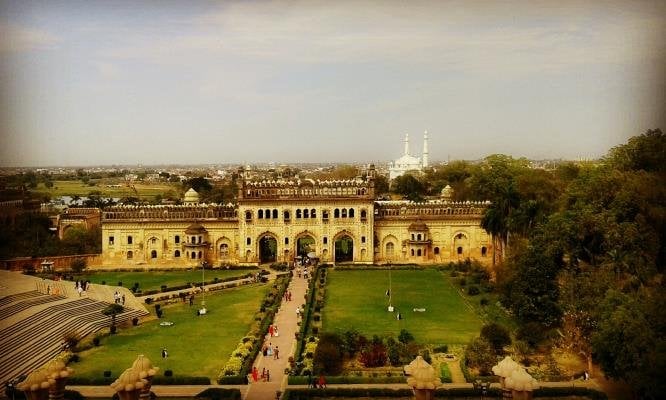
[1,0,664,167]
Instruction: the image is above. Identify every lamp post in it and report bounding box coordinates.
[199,261,207,315]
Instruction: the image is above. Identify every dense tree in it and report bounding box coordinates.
[392,174,426,202]
[313,333,344,375]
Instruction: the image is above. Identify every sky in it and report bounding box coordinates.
[0,0,664,167]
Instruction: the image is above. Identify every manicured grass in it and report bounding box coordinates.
[73,283,268,379]
[323,269,483,345]
[35,180,179,200]
[72,268,258,292]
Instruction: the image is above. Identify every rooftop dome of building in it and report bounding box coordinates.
[183,188,200,204]
[440,184,454,200]
[185,223,207,234]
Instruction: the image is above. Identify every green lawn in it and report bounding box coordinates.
[74,283,268,379]
[323,269,483,345]
[35,180,180,200]
[72,268,258,292]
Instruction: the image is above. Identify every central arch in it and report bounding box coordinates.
[334,231,354,263]
[295,231,316,257]
[258,234,278,263]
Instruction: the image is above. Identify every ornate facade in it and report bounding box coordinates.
[100,167,492,267]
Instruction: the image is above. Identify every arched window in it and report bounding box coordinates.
[386,242,394,256]
[127,236,133,245]
[361,209,367,218]
[304,209,309,218]
[334,209,340,218]
[342,209,347,218]
[198,251,202,259]
[127,251,133,259]
[417,234,422,241]
[273,209,278,219]
[265,209,271,219]
[198,236,202,244]
[190,252,196,259]
[247,237,251,245]
[245,211,252,221]
[296,209,302,218]
[411,249,415,256]
[175,250,181,258]
[285,237,289,245]
[361,236,366,243]
[417,249,422,256]
[434,247,440,255]
[411,234,415,240]
[151,250,157,259]
[258,209,264,219]
[151,237,156,245]
[323,237,328,244]
[481,246,487,257]
[175,235,180,244]
[457,246,463,255]
[284,210,290,220]
[349,208,355,218]
[311,208,316,218]
[220,243,229,257]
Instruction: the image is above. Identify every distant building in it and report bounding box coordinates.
[100,166,492,267]
[389,131,429,180]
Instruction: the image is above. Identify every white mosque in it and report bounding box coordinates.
[388,131,429,180]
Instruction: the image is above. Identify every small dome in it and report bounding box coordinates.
[440,184,454,200]
[408,220,428,231]
[185,223,207,234]
[183,188,200,204]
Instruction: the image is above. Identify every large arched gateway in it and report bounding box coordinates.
[259,235,277,263]
[334,234,354,262]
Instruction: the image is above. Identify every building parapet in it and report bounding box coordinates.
[374,200,489,219]
[102,204,238,221]
[241,178,374,200]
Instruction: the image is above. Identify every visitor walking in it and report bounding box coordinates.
[251,366,258,382]
[161,348,168,359]
[274,345,279,360]
[318,374,326,388]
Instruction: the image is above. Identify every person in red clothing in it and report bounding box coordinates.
[318,374,326,388]
[251,366,258,382]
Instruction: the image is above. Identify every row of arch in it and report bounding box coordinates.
[246,208,368,221]
[244,187,368,198]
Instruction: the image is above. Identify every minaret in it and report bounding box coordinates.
[404,133,410,156]
[422,130,429,167]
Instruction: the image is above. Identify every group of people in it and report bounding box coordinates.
[308,374,327,389]
[295,266,310,280]
[251,366,270,382]
[75,280,90,297]
[282,290,292,302]
[268,324,279,337]
[261,342,279,359]
[113,291,125,305]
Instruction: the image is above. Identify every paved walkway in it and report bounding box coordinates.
[244,271,309,400]
[445,360,466,383]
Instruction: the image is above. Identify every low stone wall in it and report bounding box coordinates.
[0,254,103,271]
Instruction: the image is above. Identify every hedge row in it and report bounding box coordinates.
[152,376,211,385]
[144,279,253,303]
[283,388,414,399]
[195,388,242,400]
[67,376,211,385]
[283,386,607,399]
[533,387,608,399]
[294,265,323,368]
[288,375,406,385]
[217,275,290,384]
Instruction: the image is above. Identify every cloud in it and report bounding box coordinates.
[0,23,59,53]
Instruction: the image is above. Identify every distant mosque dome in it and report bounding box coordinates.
[389,131,430,180]
[183,188,200,204]
[440,185,454,201]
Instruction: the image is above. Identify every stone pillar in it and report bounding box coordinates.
[110,367,147,400]
[404,356,441,400]
[17,369,51,400]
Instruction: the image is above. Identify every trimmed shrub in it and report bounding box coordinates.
[398,329,414,344]
[164,369,173,377]
[467,285,480,295]
[103,370,112,377]
[480,323,511,354]
[132,317,139,326]
[92,337,100,346]
[433,344,448,353]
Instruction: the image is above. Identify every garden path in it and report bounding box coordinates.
[445,360,466,383]
[244,271,309,400]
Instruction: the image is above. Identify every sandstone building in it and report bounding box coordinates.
[100,167,491,267]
